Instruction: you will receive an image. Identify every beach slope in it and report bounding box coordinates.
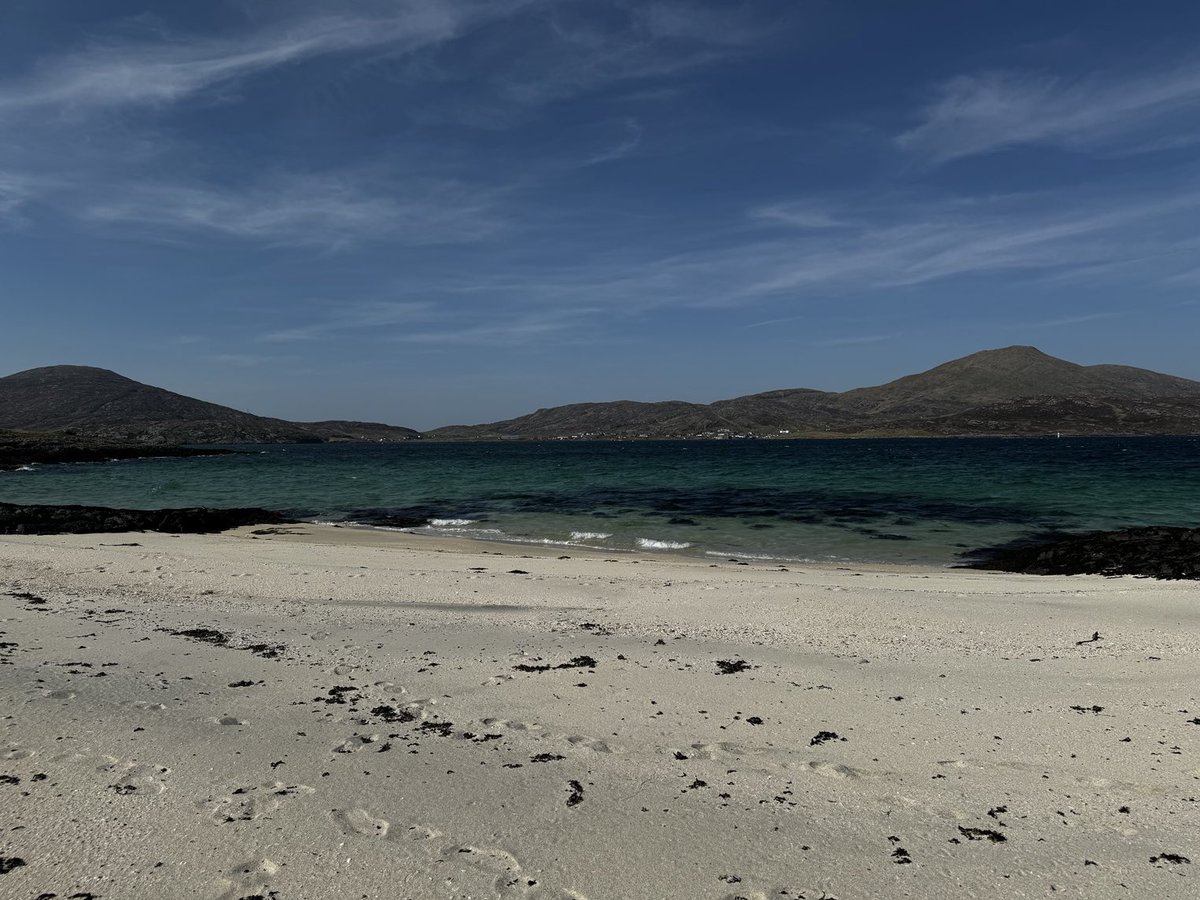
[1,527,1196,898]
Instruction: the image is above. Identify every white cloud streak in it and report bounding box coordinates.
[817,334,897,346]
[447,182,1200,325]
[80,172,504,248]
[739,189,1200,298]
[263,301,436,342]
[0,172,35,218]
[580,118,644,166]
[262,298,594,348]
[0,1,771,249]
[1030,311,1122,328]
[0,2,524,117]
[750,202,844,230]
[898,62,1200,163]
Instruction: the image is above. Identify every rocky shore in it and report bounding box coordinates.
[0,431,233,471]
[0,501,292,535]
[965,525,1200,579]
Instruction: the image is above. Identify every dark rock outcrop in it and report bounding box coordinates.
[0,431,233,470]
[963,526,1200,580]
[0,502,293,535]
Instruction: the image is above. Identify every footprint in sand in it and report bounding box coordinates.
[98,758,171,796]
[474,718,619,754]
[564,735,619,754]
[217,715,249,726]
[479,717,546,735]
[400,824,444,843]
[46,689,76,700]
[805,760,862,780]
[132,700,167,711]
[50,748,93,764]
[213,856,280,900]
[452,844,589,899]
[333,733,381,753]
[209,781,315,825]
[331,807,390,838]
[454,845,538,898]
[3,747,35,761]
[681,742,745,761]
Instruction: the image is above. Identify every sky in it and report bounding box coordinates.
[2,1,1200,429]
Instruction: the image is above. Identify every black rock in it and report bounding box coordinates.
[0,501,293,535]
[962,526,1200,580]
[0,434,234,471]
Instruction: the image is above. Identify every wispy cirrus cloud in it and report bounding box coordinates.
[739,187,1200,298]
[817,333,897,346]
[0,2,529,118]
[0,0,771,125]
[386,315,579,345]
[384,1,782,129]
[0,1,776,250]
[0,171,39,220]
[205,352,296,368]
[263,297,595,348]
[749,202,844,230]
[580,118,644,166]
[1030,311,1123,328]
[79,171,504,248]
[263,301,436,342]
[897,61,1200,163]
[437,180,1200,328]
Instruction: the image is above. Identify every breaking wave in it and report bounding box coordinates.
[637,538,692,550]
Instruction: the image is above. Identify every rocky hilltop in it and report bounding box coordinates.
[427,346,1200,439]
[0,366,419,445]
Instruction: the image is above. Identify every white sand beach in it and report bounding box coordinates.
[1,525,1197,899]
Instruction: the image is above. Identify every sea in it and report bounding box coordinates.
[3,437,1199,566]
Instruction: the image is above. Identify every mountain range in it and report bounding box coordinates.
[2,346,1199,444]
[425,346,1200,439]
[0,365,419,444]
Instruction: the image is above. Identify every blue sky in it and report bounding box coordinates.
[2,1,1199,429]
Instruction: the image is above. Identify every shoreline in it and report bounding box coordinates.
[1,528,1197,898]
[275,521,946,574]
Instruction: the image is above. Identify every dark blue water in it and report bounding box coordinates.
[3,437,1199,565]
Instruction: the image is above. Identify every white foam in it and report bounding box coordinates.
[570,531,612,541]
[430,518,478,527]
[703,550,786,561]
[15,465,35,472]
[637,538,692,550]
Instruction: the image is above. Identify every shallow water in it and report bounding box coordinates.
[3,437,1199,565]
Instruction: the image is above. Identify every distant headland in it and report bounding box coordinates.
[3,346,1199,446]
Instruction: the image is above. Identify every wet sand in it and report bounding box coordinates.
[1,525,1197,899]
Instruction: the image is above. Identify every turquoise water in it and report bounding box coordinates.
[3,438,1199,565]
